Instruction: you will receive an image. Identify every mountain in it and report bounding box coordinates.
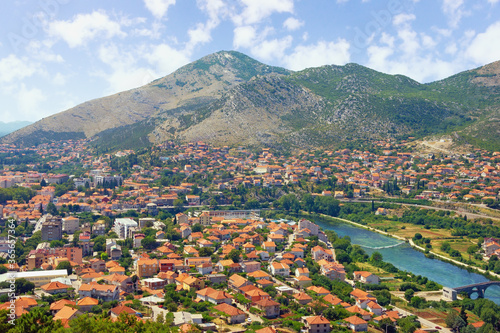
[3,51,500,151]
[0,121,32,138]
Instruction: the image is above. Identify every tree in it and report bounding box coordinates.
[397,316,421,333]
[15,278,35,294]
[446,311,466,333]
[226,249,241,263]
[370,251,383,263]
[93,236,106,252]
[56,261,72,275]
[404,289,415,301]
[101,252,109,261]
[374,289,392,306]
[460,307,468,326]
[379,317,397,333]
[11,307,62,333]
[198,247,213,257]
[46,202,58,216]
[410,296,425,308]
[141,236,158,250]
[192,224,203,233]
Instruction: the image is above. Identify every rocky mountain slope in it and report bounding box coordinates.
[3,51,500,150]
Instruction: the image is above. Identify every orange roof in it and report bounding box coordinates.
[305,315,330,325]
[41,281,70,291]
[50,299,76,311]
[344,315,367,325]
[213,303,245,316]
[77,297,98,306]
[293,292,312,301]
[54,306,80,320]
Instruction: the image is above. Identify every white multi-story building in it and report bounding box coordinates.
[114,218,137,239]
[62,216,80,234]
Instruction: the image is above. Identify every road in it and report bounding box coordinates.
[393,305,452,333]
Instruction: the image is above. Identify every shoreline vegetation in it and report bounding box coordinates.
[308,212,500,284]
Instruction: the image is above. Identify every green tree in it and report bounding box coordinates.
[46,202,58,216]
[370,251,383,263]
[446,311,466,333]
[198,247,213,257]
[141,236,158,250]
[101,252,109,261]
[15,278,35,294]
[404,289,415,302]
[56,261,73,275]
[397,316,421,333]
[379,317,397,333]
[227,249,241,263]
[11,307,62,333]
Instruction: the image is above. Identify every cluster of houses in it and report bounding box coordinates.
[483,238,500,259]
[0,138,499,231]
[0,215,400,332]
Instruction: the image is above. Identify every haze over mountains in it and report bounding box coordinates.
[3,51,500,151]
[0,121,32,138]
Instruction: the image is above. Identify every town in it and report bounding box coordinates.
[0,139,499,332]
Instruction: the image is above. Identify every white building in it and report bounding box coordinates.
[114,218,138,239]
[62,216,80,234]
[0,270,68,287]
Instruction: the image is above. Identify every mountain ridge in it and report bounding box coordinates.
[3,51,500,150]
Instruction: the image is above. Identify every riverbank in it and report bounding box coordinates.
[315,212,500,282]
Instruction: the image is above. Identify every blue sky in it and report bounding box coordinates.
[0,0,499,122]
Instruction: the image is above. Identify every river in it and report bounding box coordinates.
[315,219,500,304]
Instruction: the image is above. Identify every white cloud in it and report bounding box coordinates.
[52,73,67,85]
[146,43,191,76]
[144,0,176,19]
[283,17,303,31]
[445,43,458,55]
[393,13,416,27]
[0,55,38,83]
[466,21,500,64]
[47,11,126,48]
[184,0,228,53]
[232,0,294,26]
[251,36,293,61]
[95,43,159,93]
[16,84,47,121]
[441,0,465,28]
[233,25,292,62]
[420,33,436,49]
[284,40,351,70]
[233,25,257,49]
[487,0,500,4]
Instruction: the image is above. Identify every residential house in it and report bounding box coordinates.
[76,297,99,312]
[213,303,246,324]
[136,258,158,278]
[294,292,313,305]
[240,261,260,274]
[228,274,252,291]
[254,299,280,318]
[353,271,380,285]
[78,282,119,302]
[344,316,368,332]
[262,242,276,253]
[40,281,70,295]
[270,262,290,277]
[304,315,331,333]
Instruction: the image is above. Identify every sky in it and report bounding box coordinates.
[0,0,499,123]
